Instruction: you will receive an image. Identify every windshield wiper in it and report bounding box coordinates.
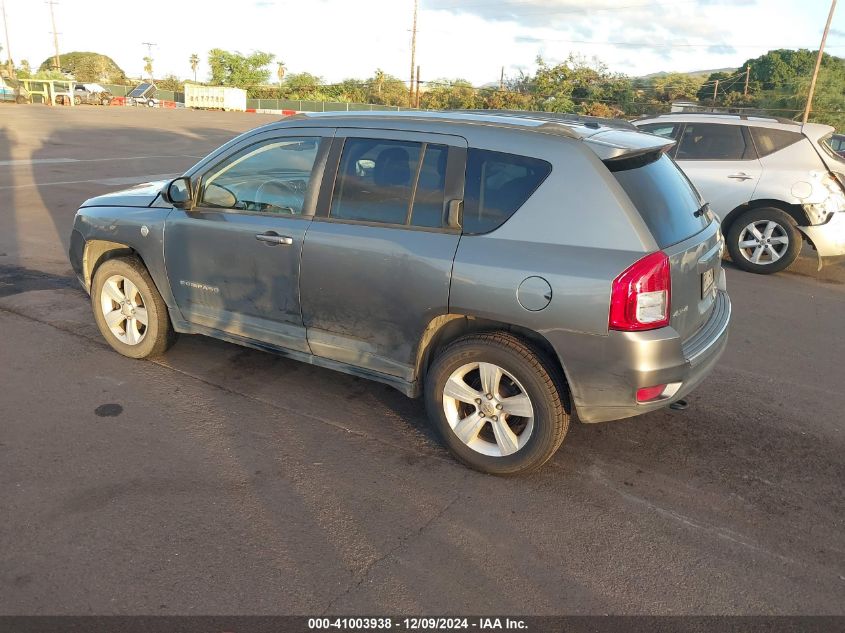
[693,203,709,218]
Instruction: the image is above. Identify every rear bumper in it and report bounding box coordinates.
[799,211,845,259]
[556,290,731,423]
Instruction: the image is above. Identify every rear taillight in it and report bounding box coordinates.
[609,251,671,331]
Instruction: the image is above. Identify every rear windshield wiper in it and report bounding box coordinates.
[693,203,709,218]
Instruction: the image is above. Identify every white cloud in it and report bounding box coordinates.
[2,0,842,87]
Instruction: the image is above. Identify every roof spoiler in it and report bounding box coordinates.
[584,128,676,162]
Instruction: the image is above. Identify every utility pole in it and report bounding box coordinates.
[414,65,420,108]
[46,1,60,70]
[499,66,504,91]
[712,79,719,103]
[2,0,13,75]
[803,0,837,124]
[743,65,750,95]
[408,0,417,108]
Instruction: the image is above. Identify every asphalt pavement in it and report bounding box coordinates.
[0,105,843,615]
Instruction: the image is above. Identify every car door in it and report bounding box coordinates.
[673,122,761,217]
[164,130,331,353]
[299,129,466,382]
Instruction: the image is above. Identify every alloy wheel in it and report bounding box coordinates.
[442,362,535,457]
[737,220,789,265]
[99,275,149,345]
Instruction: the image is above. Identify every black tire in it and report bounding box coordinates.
[726,207,801,274]
[15,95,27,104]
[91,257,177,359]
[424,332,570,475]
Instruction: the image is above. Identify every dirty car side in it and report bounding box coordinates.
[69,112,729,424]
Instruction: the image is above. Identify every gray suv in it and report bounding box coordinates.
[68,111,731,474]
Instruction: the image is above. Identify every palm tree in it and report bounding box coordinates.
[374,68,385,97]
[189,53,199,82]
[143,56,153,82]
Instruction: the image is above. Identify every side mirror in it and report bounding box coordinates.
[164,177,194,210]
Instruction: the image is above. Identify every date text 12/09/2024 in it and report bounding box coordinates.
[307,618,528,630]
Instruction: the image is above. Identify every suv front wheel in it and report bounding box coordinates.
[91,257,177,359]
[424,332,570,475]
[726,207,801,274]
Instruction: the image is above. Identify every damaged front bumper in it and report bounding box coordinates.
[798,211,845,269]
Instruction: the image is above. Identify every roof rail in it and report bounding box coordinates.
[452,109,638,131]
[647,111,799,125]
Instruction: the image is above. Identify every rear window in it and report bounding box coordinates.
[613,154,709,248]
[749,127,804,157]
[463,149,551,234]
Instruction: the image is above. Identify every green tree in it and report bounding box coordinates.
[208,49,274,88]
[420,79,479,110]
[17,60,32,79]
[373,69,385,97]
[647,72,705,103]
[189,53,199,82]
[157,74,183,92]
[37,52,126,83]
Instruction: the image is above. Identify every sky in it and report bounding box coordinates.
[2,0,844,87]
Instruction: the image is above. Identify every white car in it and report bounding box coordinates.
[634,113,845,274]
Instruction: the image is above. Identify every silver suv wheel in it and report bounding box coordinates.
[91,257,177,359]
[442,361,535,457]
[425,332,569,475]
[100,275,149,345]
[725,207,801,274]
[737,220,789,265]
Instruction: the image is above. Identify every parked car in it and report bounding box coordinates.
[0,75,30,103]
[825,133,845,159]
[73,83,112,105]
[68,111,730,474]
[634,113,845,274]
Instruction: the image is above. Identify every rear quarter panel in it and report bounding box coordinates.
[756,137,832,208]
[450,130,658,407]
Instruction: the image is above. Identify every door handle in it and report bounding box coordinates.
[255,232,293,245]
[727,172,753,181]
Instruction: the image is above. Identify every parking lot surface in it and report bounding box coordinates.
[1,106,843,615]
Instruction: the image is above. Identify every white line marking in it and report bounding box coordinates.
[0,158,79,166]
[0,173,177,189]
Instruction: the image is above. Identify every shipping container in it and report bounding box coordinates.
[184,84,247,112]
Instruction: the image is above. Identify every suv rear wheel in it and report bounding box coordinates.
[726,207,801,274]
[91,257,176,359]
[424,332,569,475]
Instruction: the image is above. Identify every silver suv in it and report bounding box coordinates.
[634,113,845,274]
[68,111,731,474]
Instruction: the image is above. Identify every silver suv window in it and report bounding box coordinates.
[463,149,551,234]
[676,123,754,161]
[330,138,448,228]
[200,138,320,214]
[613,154,709,248]
[749,127,803,157]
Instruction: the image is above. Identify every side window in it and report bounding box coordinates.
[330,138,448,228]
[639,123,680,139]
[676,123,751,161]
[200,138,320,215]
[463,149,551,234]
[749,127,804,157]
